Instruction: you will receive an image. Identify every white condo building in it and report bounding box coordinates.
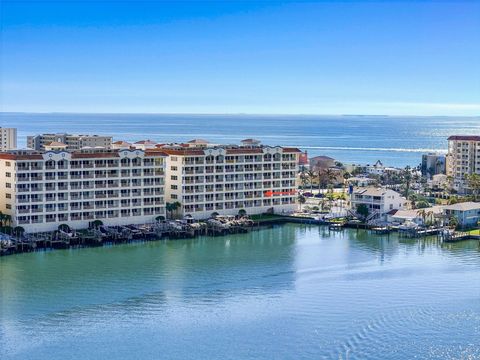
[27,133,113,151]
[160,142,300,219]
[0,128,17,151]
[0,148,166,233]
[447,135,480,192]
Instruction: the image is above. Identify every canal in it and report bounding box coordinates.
[1,224,479,359]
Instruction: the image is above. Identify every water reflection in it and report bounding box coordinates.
[1,224,479,360]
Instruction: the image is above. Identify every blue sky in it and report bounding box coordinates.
[1,1,479,115]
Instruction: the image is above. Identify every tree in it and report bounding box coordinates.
[415,200,430,209]
[465,173,480,201]
[448,216,459,229]
[356,204,369,220]
[299,172,309,190]
[402,166,413,198]
[58,224,70,232]
[306,170,316,191]
[155,215,166,222]
[417,209,427,225]
[166,202,181,219]
[238,209,247,217]
[297,194,306,211]
[210,212,219,218]
[91,220,103,228]
[13,226,25,238]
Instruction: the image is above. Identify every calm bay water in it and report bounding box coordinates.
[1,224,479,359]
[1,113,480,167]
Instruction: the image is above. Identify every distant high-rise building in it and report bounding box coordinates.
[447,135,480,192]
[0,128,17,151]
[421,153,446,179]
[27,133,112,151]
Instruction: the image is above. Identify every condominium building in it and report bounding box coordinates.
[27,133,113,151]
[447,135,480,192]
[421,153,446,179]
[0,128,17,151]
[160,142,301,219]
[0,148,166,233]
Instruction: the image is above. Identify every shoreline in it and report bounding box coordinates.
[2,216,478,258]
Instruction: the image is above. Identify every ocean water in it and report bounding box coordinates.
[1,113,480,167]
[1,224,479,360]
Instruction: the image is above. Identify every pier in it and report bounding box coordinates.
[0,216,255,257]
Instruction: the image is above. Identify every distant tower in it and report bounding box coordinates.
[0,128,17,151]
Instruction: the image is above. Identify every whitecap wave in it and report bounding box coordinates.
[294,146,448,153]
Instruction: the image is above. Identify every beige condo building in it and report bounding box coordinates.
[0,148,166,233]
[447,135,480,192]
[27,133,113,151]
[0,128,17,151]
[159,142,300,219]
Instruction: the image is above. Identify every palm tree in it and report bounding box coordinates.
[297,194,306,211]
[417,209,427,226]
[166,201,181,219]
[448,216,459,229]
[402,166,413,198]
[306,170,316,192]
[299,172,309,190]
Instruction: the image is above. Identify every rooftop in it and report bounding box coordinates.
[443,202,480,212]
[448,135,480,141]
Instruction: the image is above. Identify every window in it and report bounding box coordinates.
[171,175,178,180]
[171,194,178,199]
[5,161,11,167]
[171,156,178,161]
[171,185,178,190]
[171,166,178,171]
[6,172,11,177]
[6,183,11,188]
[5,193,11,199]
[6,204,11,209]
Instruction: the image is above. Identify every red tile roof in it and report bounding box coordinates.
[448,135,480,141]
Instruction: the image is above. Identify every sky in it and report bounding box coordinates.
[1,0,479,116]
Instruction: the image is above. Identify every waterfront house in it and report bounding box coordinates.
[351,187,409,220]
[387,206,444,226]
[442,202,480,228]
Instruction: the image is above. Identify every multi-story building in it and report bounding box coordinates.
[27,133,113,151]
[421,153,446,179]
[0,128,17,151]
[0,148,165,233]
[351,187,409,220]
[447,135,480,192]
[159,142,300,219]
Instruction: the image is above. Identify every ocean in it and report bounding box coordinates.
[1,113,479,167]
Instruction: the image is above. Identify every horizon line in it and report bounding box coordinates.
[1,111,479,118]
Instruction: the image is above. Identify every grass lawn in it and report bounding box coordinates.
[468,229,480,236]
